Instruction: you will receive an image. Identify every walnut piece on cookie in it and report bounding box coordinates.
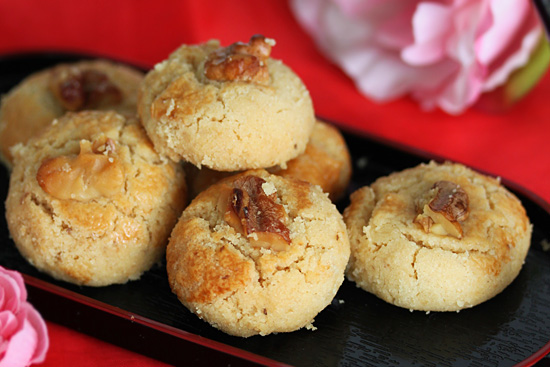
[343,161,532,312]
[204,34,275,84]
[167,169,350,337]
[6,111,187,286]
[138,36,315,170]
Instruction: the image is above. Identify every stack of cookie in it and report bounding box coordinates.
[0,60,187,286]
[138,35,352,202]
[137,35,351,337]
[0,35,352,337]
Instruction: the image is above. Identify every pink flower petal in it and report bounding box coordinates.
[291,0,547,114]
[0,270,25,313]
[401,3,451,65]
[332,0,387,18]
[0,267,49,366]
[21,304,49,364]
[0,311,19,338]
[483,27,542,91]
[376,4,416,49]
[0,318,38,367]
[477,0,531,65]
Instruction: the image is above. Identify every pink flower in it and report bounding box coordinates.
[291,0,545,114]
[0,267,48,367]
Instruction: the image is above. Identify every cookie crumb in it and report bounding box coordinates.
[305,322,317,331]
[541,239,550,252]
[261,181,277,196]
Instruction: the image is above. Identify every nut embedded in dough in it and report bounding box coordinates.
[414,180,469,238]
[219,175,291,252]
[138,37,315,170]
[36,138,124,201]
[204,34,275,84]
[6,111,187,287]
[167,169,350,337]
[344,161,532,312]
[49,68,123,111]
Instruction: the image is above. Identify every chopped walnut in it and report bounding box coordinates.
[49,68,122,111]
[219,175,290,251]
[204,35,275,85]
[36,137,124,201]
[414,180,470,238]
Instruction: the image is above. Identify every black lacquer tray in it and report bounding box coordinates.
[1,53,550,367]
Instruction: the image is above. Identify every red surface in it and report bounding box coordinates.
[0,1,549,366]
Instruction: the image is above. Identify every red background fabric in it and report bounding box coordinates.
[0,0,549,365]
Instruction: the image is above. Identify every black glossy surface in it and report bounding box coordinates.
[1,53,550,367]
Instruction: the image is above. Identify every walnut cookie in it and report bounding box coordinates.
[185,119,352,202]
[0,59,144,168]
[166,169,350,337]
[5,111,187,286]
[343,161,532,312]
[138,35,315,171]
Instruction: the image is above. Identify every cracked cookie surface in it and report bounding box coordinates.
[5,111,187,286]
[166,169,349,337]
[343,161,532,312]
[138,38,315,170]
[0,59,144,168]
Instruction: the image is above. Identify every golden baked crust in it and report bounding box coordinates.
[0,59,144,167]
[6,111,187,286]
[138,38,315,170]
[185,119,352,201]
[343,161,532,312]
[272,119,351,202]
[167,169,349,337]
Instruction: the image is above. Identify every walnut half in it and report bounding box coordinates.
[49,68,122,111]
[204,35,275,85]
[219,175,291,252]
[36,137,124,201]
[414,180,469,238]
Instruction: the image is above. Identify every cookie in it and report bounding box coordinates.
[0,59,144,167]
[138,35,315,170]
[166,169,349,337]
[186,119,352,201]
[343,161,532,312]
[5,111,187,286]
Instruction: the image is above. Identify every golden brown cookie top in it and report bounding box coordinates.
[363,161,530,260]
[6,110,187,286]
[343,161,532,311]
[138,37,315,169]
[167,169,350,336]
